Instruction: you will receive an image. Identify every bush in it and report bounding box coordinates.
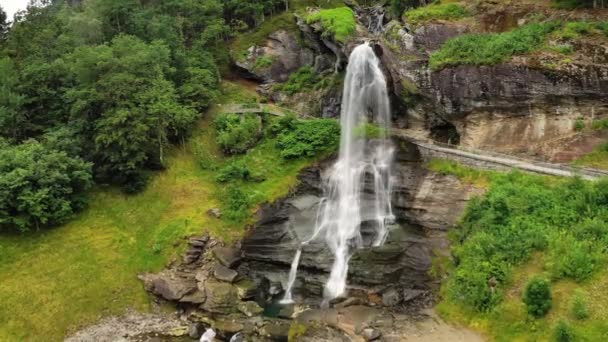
[215,161,264,183]
[570,290,589,320]
[404,3,469,26]
[574,118,585,131]
[591,118,608,130]
[306,7,356,43]
[523,277,552,318]
[547,233,599,282]
[554,320,575,342]
[221,185,258,223]
[430,22,560,69]
[0,140,93,232]
[214,113,262,154]
[274,66,318,95]
[276,119,340,159]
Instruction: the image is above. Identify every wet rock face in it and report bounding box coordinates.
[240,138,479,302]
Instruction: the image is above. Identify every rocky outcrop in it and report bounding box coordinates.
[240,137,480,303]
[380,18,608,159]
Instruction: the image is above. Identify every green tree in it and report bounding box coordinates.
[523,277,553,318]
[0,139,93,232]
[0,5,8,40]
[0,58,26,141]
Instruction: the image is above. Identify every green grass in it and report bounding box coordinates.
[430,22,560,70]
[403,2,469,26]
[306,7,356,43]
[431,159,608,341]
[0,81,325,341]
[573,143,608,170]
[427,158,496,188]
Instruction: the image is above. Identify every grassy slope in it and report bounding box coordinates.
[0,81,319,341]
[430,159,608,341]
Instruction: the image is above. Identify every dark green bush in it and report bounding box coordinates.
[523,277,552,318]
[215,161,264,183]
[554,320,575,342]
[214,113,262,154]
[574,119,585,131]
[274,66,318,95]
[276,119,340,159]
[221,185,256,223]
[0,140,93,232]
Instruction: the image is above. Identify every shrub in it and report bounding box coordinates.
[574,118,585,131]
[554,320,575,342]
[404,3,469,26]
[253,56,274,71]
[591,118,608,130]
[523,277,552,318]
[215,161,265,183]
[0,140,93,232]
[306,7,356,43]
[430,22,560,69]
[221,185,258,223]
[570,290,589,320]
[276,119,340,159]
[275,66,318,95]
[214,113,262,154]
[546,233,599,282]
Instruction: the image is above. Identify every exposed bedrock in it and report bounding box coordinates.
[240,138,480,303]
[380,20,608,160]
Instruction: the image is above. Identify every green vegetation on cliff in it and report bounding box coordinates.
[430,22,560,69]
[431,20,608,70]
[403,3,469,26]
[431,160,608,341]
[306,7,356,43]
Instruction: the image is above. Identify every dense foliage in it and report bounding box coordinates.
[430,22,560,69]
[523,277,552,317]
[441,171,608,312]
[0,0,294,230]
[553,0,607,8]
[0,139,92,232]
[276,118,340,159]
[214,113,262,154]
[306,7,356,43]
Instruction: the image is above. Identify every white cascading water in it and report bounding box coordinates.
[282,42,394,304]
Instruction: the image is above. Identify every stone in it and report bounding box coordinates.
[213,247,242,268]
[214,264,239,283]
[213,316,245,335]
[189,237,208,248]
[237,301,264,317]
[195,269,209,283]
[235,279,258,300]
[403,289,425,303]
[278,304,294,319]
[382,288,402,307]
[140,273,196,301]
[179,289,206,304]
[268,281,283,296]
[166,326,188,337]
[230,332,245,342]
[259,320,290,340]
[207,208,221,218]
[188,322,204,339]
[334,297,364,309]
[201,280,239,314]
[361,328,381,341]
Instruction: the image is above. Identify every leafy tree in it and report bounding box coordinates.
[214,113,262,154]
[0,5,8,40]
[0,139,92,232]
[0,58,26,141]
[64,35,194,185]
[523,277,553,318]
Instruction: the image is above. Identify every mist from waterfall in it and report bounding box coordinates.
[282,42,394,304]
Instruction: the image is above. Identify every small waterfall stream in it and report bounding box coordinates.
[282,42,394,304]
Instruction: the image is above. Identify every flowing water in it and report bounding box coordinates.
[282,42,394,304]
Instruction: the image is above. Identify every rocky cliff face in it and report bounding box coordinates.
[379,17,608,161]
[240,138,481,304]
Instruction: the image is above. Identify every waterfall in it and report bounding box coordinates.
[282,42,394,304]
